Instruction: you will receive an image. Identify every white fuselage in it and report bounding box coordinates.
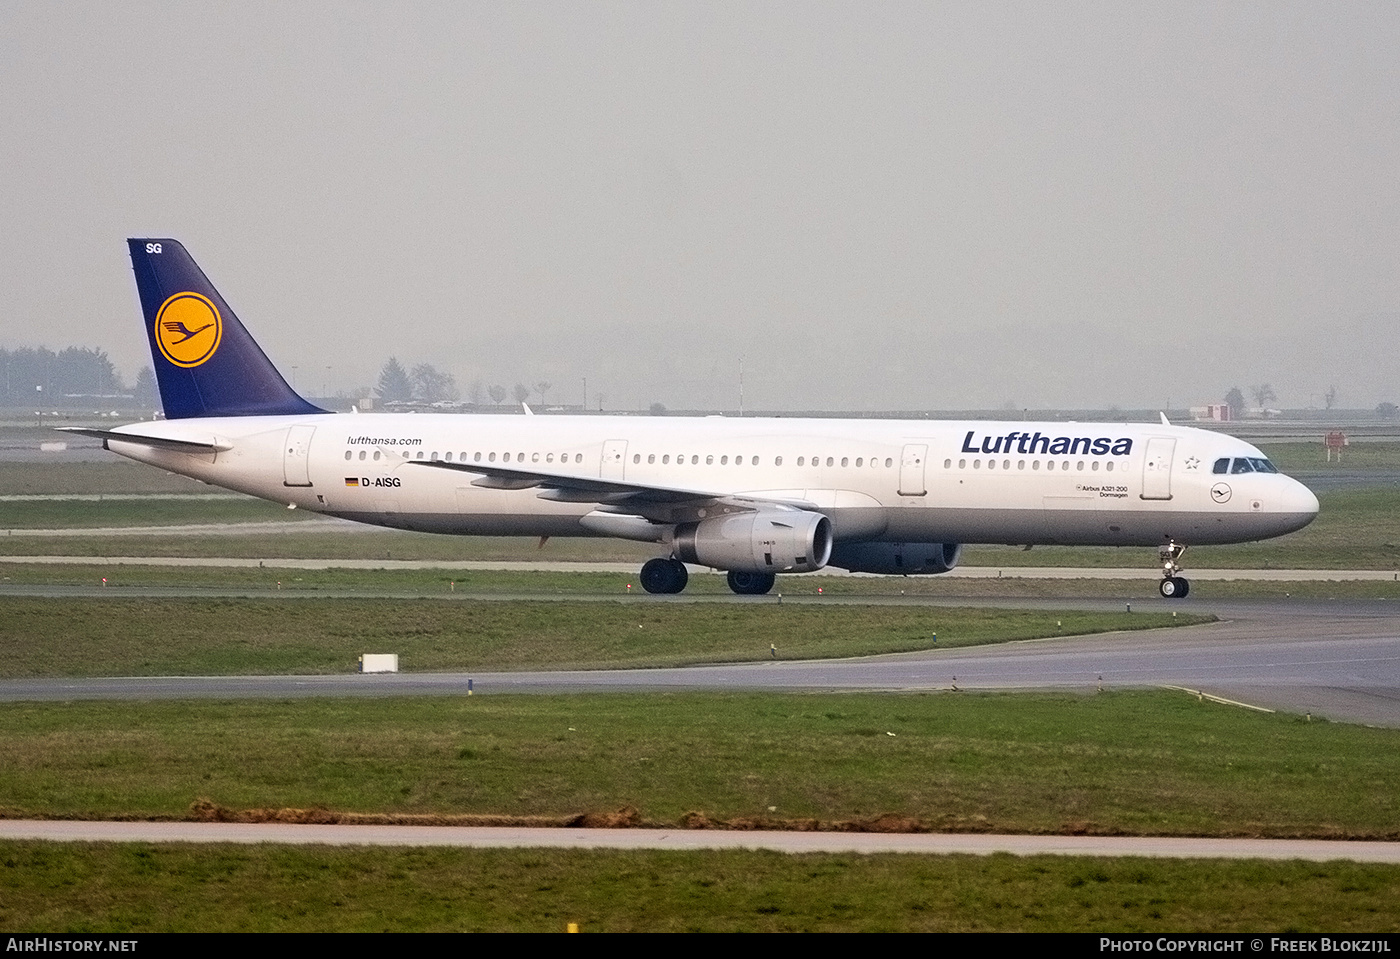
[104,412,1319,552]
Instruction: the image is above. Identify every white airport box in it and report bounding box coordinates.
[359,654,399,674]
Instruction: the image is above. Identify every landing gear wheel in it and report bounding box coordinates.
[639,558,688,594]
[1159,576,1190,599]
[1157,540,1190,599]
[727,570,776,595]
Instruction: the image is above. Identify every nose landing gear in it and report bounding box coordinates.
[1158,540,1190,598]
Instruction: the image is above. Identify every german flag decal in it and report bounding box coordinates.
[345,477,360,487]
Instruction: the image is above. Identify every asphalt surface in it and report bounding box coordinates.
[3,820,1399,861]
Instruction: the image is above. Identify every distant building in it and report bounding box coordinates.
[1190,404,1232,422]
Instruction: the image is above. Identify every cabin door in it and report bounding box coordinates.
[601,439,628,481]
[282,425,316,487]
[898,444,928,497]
[1140,437,1176,500]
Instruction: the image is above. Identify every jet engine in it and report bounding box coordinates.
[827,541,963,575]
[673,511,833,573]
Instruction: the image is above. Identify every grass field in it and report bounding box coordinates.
[1,691,1394,837]
[2,842,1396,932]
[0,596,1203,676]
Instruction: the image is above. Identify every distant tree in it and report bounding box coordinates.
[467,379,485,406]
[487,384,507,406]
[1250,383,1277,409]
[375,357,412,402]
[1323,385,1339,411]
[512,383,531,405]
[1224,387,1245,418]
[410,363,458,403]
[535,381,552,406]
[133,366,158,407]
[649,402,668,416]
[1378,402,1399,420]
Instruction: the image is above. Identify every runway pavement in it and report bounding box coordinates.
[4,819,1400,861]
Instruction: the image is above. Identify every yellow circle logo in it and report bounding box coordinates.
[155,292,222,368]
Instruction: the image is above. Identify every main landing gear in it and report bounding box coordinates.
[639,557,688,595]
[1158,540,1190,599]
[637,559,777,596]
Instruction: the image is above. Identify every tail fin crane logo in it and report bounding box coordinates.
[154,292,222,368]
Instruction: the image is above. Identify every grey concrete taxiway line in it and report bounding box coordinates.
[3,553,1398,580]
[3,820,1399,862]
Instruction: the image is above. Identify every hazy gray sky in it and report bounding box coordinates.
[3,2,1398,411]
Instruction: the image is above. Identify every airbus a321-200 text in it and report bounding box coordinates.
[65,239,1320,598]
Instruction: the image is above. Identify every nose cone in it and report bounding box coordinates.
[1278,479,1320,534]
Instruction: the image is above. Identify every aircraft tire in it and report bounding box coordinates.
[727,570,776,595]
[1159,576,1189,599]
[640,558,687,594]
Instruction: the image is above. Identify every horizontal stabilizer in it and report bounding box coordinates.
[57,427,232,453]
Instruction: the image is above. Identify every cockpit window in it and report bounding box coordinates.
[1230,458,1255,474]
[1248,458,1279,473]
[1212,458,1230,474]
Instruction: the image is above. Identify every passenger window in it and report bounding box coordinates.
[1018,460,1025,470]
[706,455,714,465]
[374,451,381,461]
[885,458,893,468]
[1213,458,1230,474]
[691,455,699,465]
[1046,461,1054,470]
[1003,460,1010,470]
[344,450,352,461]
[958,459,966,469]
[797,457,804,466]
[752,456,759,466]
[987,459,995,470]
[1091,461,1099,471]
[633,454,641,464]
[973,459,981,469]
[720,455,728,465]
[841,457,848,467]
[826,457,834,467]
[662,455,670,464]
[775,456,783,466]
[943,459,950,469]
[489,452,497,462]
[1105,461,1113,472]
[1032,460,1040,470]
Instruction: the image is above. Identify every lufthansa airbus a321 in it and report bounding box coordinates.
[64,239,1320,598]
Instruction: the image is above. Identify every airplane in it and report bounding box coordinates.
[63,238,1320,599]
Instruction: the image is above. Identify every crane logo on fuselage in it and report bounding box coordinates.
[961,431,1134,456]
[154,292,222,368]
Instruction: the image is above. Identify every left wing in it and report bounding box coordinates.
[408,459,820,525]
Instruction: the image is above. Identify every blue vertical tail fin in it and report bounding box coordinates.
[128,238,326,419]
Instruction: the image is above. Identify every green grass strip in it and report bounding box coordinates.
[1,692,1395,838]
[2,842,1397,931]
[0,596,1203,676]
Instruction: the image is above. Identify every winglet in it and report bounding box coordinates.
[127,239,326,419]
[1159,412,1171,426]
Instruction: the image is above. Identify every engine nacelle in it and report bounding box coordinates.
[674,511,833,574]
[827,542,963,575]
